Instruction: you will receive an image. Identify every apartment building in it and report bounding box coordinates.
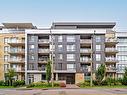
[0,23,35,80]
[116,32,127,78]
[25,22,118,84]
[0,22,119,84]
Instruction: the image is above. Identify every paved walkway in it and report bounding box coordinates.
[0,88,127,95]
[66,84,80,89]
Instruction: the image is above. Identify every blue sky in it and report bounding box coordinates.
[0,0,127,31]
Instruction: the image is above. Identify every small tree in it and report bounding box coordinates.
[5,69,16,86]
[46,60,51,83]
[95,64,106,85]
[122,67,127,85]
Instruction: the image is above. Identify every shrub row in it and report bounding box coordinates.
[27,81,66,88]
[0,80,25,87]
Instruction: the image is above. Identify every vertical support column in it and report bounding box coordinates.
[56,73,58,81]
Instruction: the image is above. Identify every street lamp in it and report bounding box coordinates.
[50,27,54,87]
[90,30,95,87]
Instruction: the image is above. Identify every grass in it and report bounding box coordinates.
[0,86,14,89]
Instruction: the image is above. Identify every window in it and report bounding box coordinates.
[58,45,63,51]
[4,46,9,53]
[96,64,101,70]
[29,54,35,60]
[29,45,35,52]
[96,54,101,61]
[67,54,75,61]
[29,36,35,42]
[28,64,34,70]
[67,64,75,70]
[117,55,127,62]
[58,35,63,42]
[58,54,63,60]
[96,36,101,42]
[117,46,127,51]
[4,37,9,44]
[58,63,62,70]
[96,45,101,51]
[4,55,9,62]
[117,64,127,72]
[11,37,18,43]
[67,45,75,51]
[4,64,9,71]
[67,35,75,42]
[118,37,127,43]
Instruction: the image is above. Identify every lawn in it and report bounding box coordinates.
[0,86,14,89]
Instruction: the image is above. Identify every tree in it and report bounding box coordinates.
[5,69,16,86]
[95,64,106,85]
[122,67,127,85]
[46,60,51,83]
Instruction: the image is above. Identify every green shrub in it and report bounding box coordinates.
[121,77,127,85]
[77,81,90,87]
[0,80,5,86]
[13,80,25,87]
[26,81,60,88]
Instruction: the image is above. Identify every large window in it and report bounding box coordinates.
[67,64,75,70]
[58,54,63,60]
[96,45,101,51]
[117,55,127,62]
[67,35,75,42]
[117,64,127,72]
[4,55,9,62]
[117,46,127,51]
[118,37,127,43]
[58,45,63,51]
[29,36,35,42]
[67,45,75,51]
[4,64,9,71]
[58,63,62,70]
[58,35,63,42]
[28,64,34,70]
[96,54,101,61]
[67,54,75,61]
[29,45,35,52]
[11,37,18,43]
[96,36,101,42]
[4,46,9,53]
[29,54,35,60]
[4,37,9,44]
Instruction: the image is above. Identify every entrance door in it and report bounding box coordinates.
[66,74,75,84]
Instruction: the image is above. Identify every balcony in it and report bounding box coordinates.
[80,58,91,64]
[8,40,25,46]
[105,48,118,54]
[80,49,92,55]
[8,49,25,55]
[105,58,118,64]
[38,58,48,64]
[105,38,118,46]
[38,49,50,55]
[106,67,116,72]
[38,67,46,71]
[80,39,91,46]
[15,68,25,73]
[8,58,25,63]
[38,39,49,46]
[81,67,91,72]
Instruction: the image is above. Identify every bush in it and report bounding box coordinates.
[0,80,5,86]
[121,77,127,85]
[26,81,60,88]
[77,81,90,87]
[13,80,25,87]
[59,82,66,87]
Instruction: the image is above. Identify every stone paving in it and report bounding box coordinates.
[0,88,127,95]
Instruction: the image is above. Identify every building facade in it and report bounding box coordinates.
[0,22,119,84]
[116,32,127,78]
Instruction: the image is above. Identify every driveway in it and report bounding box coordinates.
[0,88,127,95]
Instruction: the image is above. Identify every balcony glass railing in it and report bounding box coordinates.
[105,48,117,52]
[105,58,117,62]
[80,39,91,43]
[38,49,49,53]
[38,39,49,43]
[80,58,91,62]
[8,58,25,62]
[80,49,91,52]
[9,49,25,53]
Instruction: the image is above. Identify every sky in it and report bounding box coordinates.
[0,0,127,31]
